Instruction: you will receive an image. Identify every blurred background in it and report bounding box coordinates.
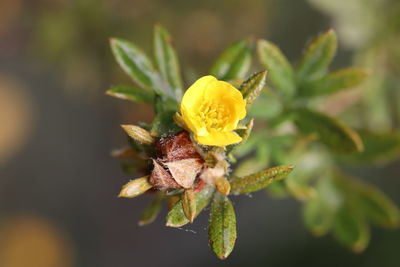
[0,0,399,266]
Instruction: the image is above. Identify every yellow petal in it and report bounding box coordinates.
[181,75,216,112]
[196,131,242,146]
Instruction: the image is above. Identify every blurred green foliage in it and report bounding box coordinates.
[108,24,400,258]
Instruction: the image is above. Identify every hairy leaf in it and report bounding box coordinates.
[230,165,294,194]
[257,40,295,97]
[296,29,337,81]
[332,206,370,253]
[106,85,154,103]
[210,39,253,81]
[303,177,342,235]
[239,70,267,105]
[166,186,214,227]
[208,193,237,259]
[334,174,400,228]
[343,131,400,165]
[153,25,183,100]
[293,108,363,153]
[300,67,368,96]
[110,38,159,89]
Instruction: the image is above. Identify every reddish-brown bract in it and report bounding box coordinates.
[149,131,204,189]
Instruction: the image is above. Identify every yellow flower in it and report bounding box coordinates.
[180,75,246,146]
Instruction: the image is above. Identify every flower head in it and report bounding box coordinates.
[180,76,246,146]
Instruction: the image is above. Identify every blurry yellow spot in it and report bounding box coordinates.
[0,74,35,163]
[0,216,74,267]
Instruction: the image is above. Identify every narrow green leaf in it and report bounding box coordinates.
[139,193,163,226]
[293,108,363,153]
[334,174,400,228]
[210,39,253,81]
[230,165,294,194]
[296,29,337,81]
[257,40,295,97]
[303,177,342,236]
[333,206,370,253]
[343,131,400,165]
[182,189,196,222]
[304,198,334,236]
[300,67,368,96]
[166,186,214,227]
[118,176,153,198]
[153,25,183,100]
[110,38,159,89]
[239,71,267,105]
[106,85,154,103]
[357,186,400,228]
[121,125,154,144]
[208,193,237,259]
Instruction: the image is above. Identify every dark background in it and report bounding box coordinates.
[0,0,399,266]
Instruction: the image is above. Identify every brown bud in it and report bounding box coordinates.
[149,159,182,189]
[156,131,202,161]
[215,177,231,195]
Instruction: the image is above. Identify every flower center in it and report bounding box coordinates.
[198,102,228,131]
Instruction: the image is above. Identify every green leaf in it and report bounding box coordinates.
[332,206,370,253]
[208,193,237,259]
[139,193,163,226]
[300,67,368,97]
[303,177,342,236]
[239,71,267,105]
[257,40,295,97]
[121,125,155,144]
[166,186,214,227]
[182,189,196,222]
[153,25,183,100]
[293,108,363,153]
[296,29,337,82]
[334,174,400,228]
[230,165,294,194]
[343,131,400,165]
[106,85,154,103]
[357,185,400,228]
[210,38,253,81]
[110,38,160,90]
[304,198,334,236]
[118,176,153,198]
